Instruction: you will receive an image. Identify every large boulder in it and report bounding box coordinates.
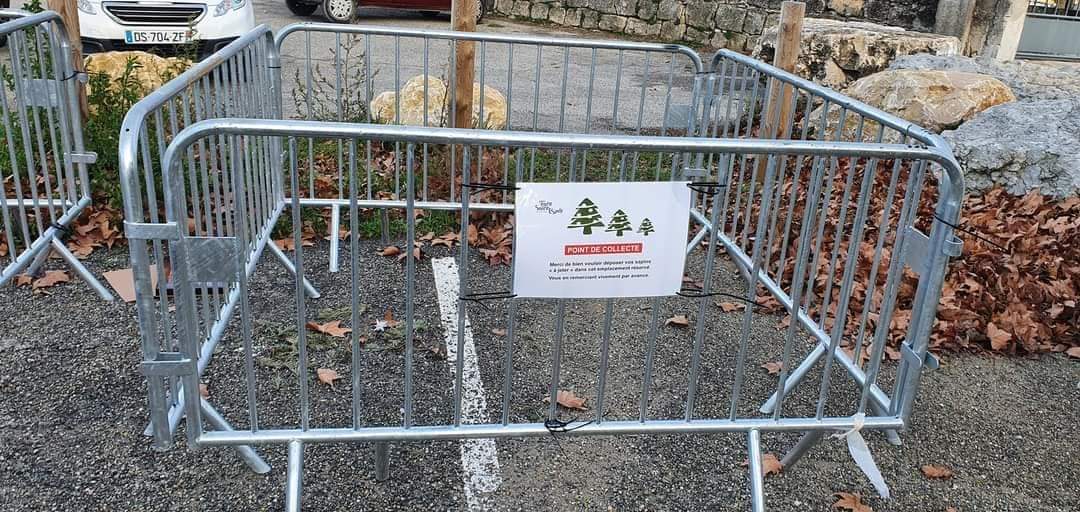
[84,51,190,95]
[754,18,961,88]
[889,53,1080,102]
[370,75,508,129]
[944,99,1080,198]
[808,69,1015,142]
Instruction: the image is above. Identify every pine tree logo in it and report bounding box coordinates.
[638,218,655,236]
[605,209,633,237]
[567,198,605,235]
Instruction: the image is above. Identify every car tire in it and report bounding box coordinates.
[286,0,319,16]
[322,0,356,23]
[475,0,486,23]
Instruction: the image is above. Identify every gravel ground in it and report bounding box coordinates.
[1,240,1077,511]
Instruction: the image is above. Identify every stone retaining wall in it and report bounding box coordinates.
[492,0,938,51]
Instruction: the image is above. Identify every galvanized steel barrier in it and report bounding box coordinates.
[0,10,111,298]
[120,23,964,511]
[274,22,706,271]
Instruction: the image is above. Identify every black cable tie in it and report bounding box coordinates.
[677,288,769,309]
[50,221,72,240]
[460,291,516,310]
[687,181,728,196]
[544,417,595,436]
[461,182,519,194]
[932,214,1005,252]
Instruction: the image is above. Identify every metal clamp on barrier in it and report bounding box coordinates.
[124,221,181,241]
[900,341,940,371]
[139,352,195,377]
[66,151,98,165]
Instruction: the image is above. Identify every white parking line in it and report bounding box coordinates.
[431,257,502,511]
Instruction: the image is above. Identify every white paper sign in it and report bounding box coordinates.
[513,182,691,299]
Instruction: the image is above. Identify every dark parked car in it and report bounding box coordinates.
[286,0,485,24]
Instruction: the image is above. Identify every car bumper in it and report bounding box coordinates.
[79,1,254,58]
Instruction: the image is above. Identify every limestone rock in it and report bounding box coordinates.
[889,53,1080,102]
[944,99,1080,199]
[754,18,961,87]
[369,75,507,130]
[808,69,1015,142]
[828,0,864,16]
[84,51,190,95]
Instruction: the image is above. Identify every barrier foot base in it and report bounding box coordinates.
[747,429,767,512]
[780,430,824,470]
[268,241,320,299]
[286,440,304,512]
[200,399,270,474]
[884,429,902,446]
[375,442,390,482]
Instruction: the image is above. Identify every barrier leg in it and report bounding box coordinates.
[780,430,824,470]
[286,440,305,512]
[374,442,390,482]
[759,344,826,414]
[328,204,341,273]
[199,399,271,474]
[268,241,320,298]
[747,429,767,512]
[49,238,115,301]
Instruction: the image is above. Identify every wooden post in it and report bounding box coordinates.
[755,1,804,181]
[49,0,88,119]
[451,0,477,130]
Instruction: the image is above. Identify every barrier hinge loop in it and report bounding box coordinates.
[139,352,195,377]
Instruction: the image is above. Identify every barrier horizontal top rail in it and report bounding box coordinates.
[274,21,706,72]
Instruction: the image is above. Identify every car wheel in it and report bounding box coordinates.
[323,0,356,23]
[286,0,319,16]
[475,0,486,23]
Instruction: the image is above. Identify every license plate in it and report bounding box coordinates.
[124,30,192,44]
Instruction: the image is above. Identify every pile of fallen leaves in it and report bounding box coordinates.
[933,189,1079,355]
[725,154,1079,357]
[9,203,123,293]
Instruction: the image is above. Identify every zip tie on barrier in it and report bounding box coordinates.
[461,182,519,194]
[932,214,1005,252]
[687,181,727,196]
[459,291,516,310]
[676,288,769,309]
[50,221,72,240]
[543,417,595,450]
[831,413,891,499]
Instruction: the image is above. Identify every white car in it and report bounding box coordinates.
[76,0,255,58]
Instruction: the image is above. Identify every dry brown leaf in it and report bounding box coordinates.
[306,320,352,338]
[198,383,209,398]
[946,507,958,512]
[986,323,1011,351]
[665,314,690,327]
[718,301,743,313]
[15,274,33,287]
[761,453,783,477]
[760,361,783,376]
[543,390,587,410]
[316,368,340,387]
[32,270,70,290]
[380,245,402,257]
[832,492,873,512]
[920,464,954,479]
[1066,347,1080,359]
[396,247,422,262]
[491,327,507,336]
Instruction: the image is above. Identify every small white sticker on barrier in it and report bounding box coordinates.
[513,182,691,299]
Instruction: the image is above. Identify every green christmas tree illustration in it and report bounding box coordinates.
[605,209,633,237]
[638,218,655,236]
[567,198,605,234]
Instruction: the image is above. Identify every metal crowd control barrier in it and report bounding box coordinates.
[120,23,964,511]
[274,23,706,272]
[0,10,111,299]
